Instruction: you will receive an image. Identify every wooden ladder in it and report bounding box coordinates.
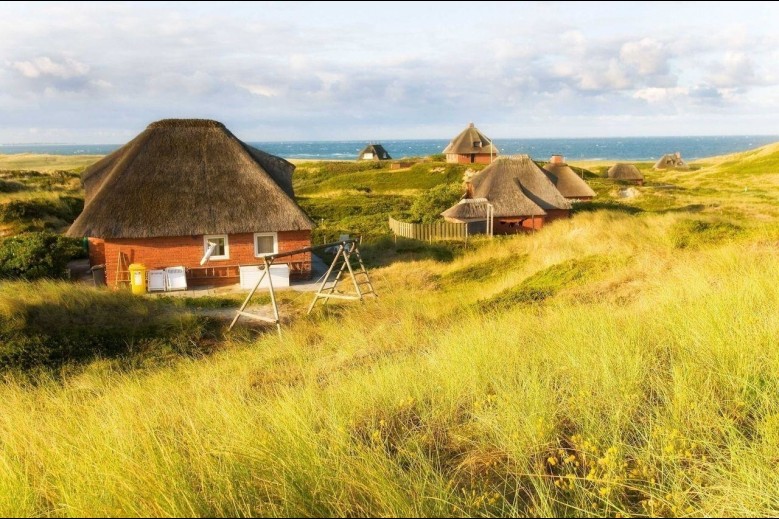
[114,251,130,289]
[307,241,377,314]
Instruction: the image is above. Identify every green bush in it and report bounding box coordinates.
[0,179,27,193]
[408,184,463,224]
[0,281,220,371]
[0,232,84,280]
[0,196,84,224]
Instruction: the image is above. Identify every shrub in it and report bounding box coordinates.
[0,196,84,224]
[0,281,219,371]
[0,232,84,280]
[0,179,27,193]
[408,184,463,224]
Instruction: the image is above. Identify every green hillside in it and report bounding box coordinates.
[2,144,779,516]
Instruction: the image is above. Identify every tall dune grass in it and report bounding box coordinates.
[2,209,779,516]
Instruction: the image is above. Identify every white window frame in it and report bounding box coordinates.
[254,232,278,258]
[203,234,229,261]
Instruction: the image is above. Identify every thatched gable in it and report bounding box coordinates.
[442,156,571,220]
[543,156,596,199]
[608,163,643,181]
[358,144,391,161]
[654,152,689,170]
[442,123,498,156]
[68,119,313,239]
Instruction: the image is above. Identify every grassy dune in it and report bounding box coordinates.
[0,154,101,172]
[2,144,779,516]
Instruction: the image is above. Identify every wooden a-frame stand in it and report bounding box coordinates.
[228,240,376,335]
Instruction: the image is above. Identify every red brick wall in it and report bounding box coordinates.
[493,216,546,234]
[447,153,495,164]
[545,209,571,223]
[99,231,311,287]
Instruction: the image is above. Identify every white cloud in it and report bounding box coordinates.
[620,38,669,76]
[633,87,689,103]
[0,2,778,141]
[10,56,89,79]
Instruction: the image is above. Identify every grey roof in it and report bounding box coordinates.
[442,156,571,219]
[442,123,499,156]
[543,161,597,199]
[68,119,313,239]
[654,153,689,170]
[358,143,392,160]
[607,163,644,181]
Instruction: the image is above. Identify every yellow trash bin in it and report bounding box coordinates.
[128,263,147,294]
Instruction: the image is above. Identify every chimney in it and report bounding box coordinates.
[465,181,474,198]
[675,151,681,159]
[468,122,475,128]
[550,154,565,165]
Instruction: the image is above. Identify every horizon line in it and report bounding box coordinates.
[3,133,779,147]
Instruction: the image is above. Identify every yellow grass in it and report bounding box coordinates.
[0,154,102,172]
[2,143,779,516]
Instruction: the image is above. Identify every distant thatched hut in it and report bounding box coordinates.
[442,123,498,164]
[608,163,644,185]
[68,119,314,287]
[654,152,689,170]
[358,144,391,161]
[543,155,596,200]
[441,155,571,234]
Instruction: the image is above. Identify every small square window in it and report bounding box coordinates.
[254,232,278,257]
[204,234,229,260]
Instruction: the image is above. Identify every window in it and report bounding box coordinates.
[363,152,374,160]
[254,232,278,257]
[203,234,229,260]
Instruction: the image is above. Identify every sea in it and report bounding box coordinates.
[1,135,777,161]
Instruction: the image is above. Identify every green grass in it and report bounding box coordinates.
[2,144,779,516]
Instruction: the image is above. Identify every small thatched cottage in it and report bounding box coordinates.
[442,123,498,164]
[441,155,571,233]
[67,119,314,287]
[357,144,391,161]
[654,152,689,170]
[543,155,596,200]
[608,163,644,185]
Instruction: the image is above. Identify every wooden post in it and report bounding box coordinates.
[228,266,269,331]
[263,256,282,336]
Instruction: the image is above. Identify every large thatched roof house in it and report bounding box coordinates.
[442,123,498,164]
[607,163,644,185]
[68,119,314,287]
[654,152,689,170]
[543,155,596,200]
[357,143,391,161]
[441,155,571,234]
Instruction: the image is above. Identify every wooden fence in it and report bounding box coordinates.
[388,216,469,242]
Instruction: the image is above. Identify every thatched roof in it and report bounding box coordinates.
[442,123,498,156]
[442,156,571,220]
[68,119,313,239]
[654,152,689,170]
[608,163,643,181]
[543,157,596,199]
[358,144,391,161]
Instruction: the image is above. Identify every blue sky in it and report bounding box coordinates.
[1,1,778,143]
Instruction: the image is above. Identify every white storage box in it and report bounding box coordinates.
[147,270,166,292]
[239,264,290,290]
[164,266,188,291]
